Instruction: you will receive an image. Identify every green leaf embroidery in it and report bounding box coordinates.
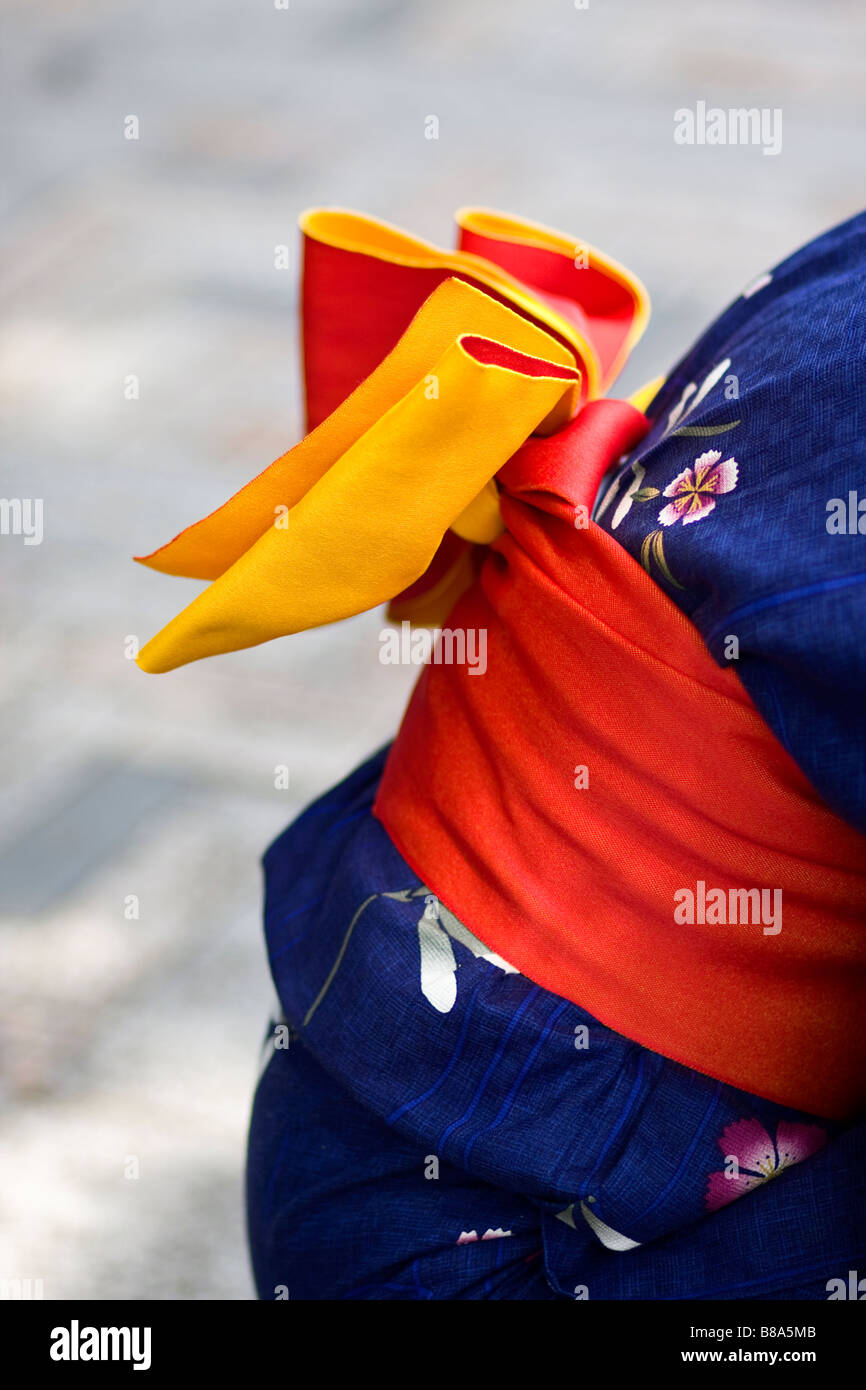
[651,530,685,589]
[639,530,656,576]
[639,529,685,589]
[672,421,740,437]
[631,487,660,501]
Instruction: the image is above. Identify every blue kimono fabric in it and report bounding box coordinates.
[594,210,866,834]
[246,748,866,1301]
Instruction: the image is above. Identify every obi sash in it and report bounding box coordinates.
[133,207,866,1119]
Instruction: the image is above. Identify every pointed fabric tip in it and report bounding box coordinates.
[134,277,577,583]
[135,337,579,673]
[134,205,650,671]
[135,647,167,675]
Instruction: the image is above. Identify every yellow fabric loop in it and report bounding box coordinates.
[455,207,651,390]
[451,479,504,544]
[386,544,481,628]
[627,374,666,414]
[137,337,578,673]
[136,278,576,582]
[301,207,605,398]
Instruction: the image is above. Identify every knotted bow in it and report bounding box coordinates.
[132,209,866,1121]
[135,208,651,673]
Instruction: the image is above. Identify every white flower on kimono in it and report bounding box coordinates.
[742,270,772,298]
[417,894,518,1013]
[658,449,738,527]
[609,461,660,529]
[456,1228,512,1244]
[664,358,739,439]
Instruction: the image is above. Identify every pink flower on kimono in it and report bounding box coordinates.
[658,449,738,527]
[456,1228,512,1244]
[705,1119,826,1212]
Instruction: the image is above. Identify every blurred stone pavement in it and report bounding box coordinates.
[0,0,862,1299]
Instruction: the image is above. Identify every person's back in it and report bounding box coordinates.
[136,206,866,1300]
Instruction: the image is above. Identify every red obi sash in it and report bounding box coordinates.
[375,398,866,1120]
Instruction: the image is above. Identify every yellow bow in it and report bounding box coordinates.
[135,210,649,674]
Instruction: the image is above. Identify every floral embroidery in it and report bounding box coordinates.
[595,357,738,527]
[418,893,518,1013]
[457,1228,513,1244]
[599,357,743,588]
[639,527,684,588]
[742,270,772,299]
[304,886,519,1023]
[705,1118,826,1212]
[610,461,659,530]
[663,358,740,439]
[637,448,739,588]
[658,449,739,527]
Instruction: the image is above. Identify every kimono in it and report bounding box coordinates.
[135,206,866,1299]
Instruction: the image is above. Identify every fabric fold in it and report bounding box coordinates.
[135,276,576,583]
[136,336,579,674]
[135,205,648,663]
[300,206,648,428]
[134,201,866,1120]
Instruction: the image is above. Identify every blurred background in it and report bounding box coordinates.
[0,0,862,1299]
